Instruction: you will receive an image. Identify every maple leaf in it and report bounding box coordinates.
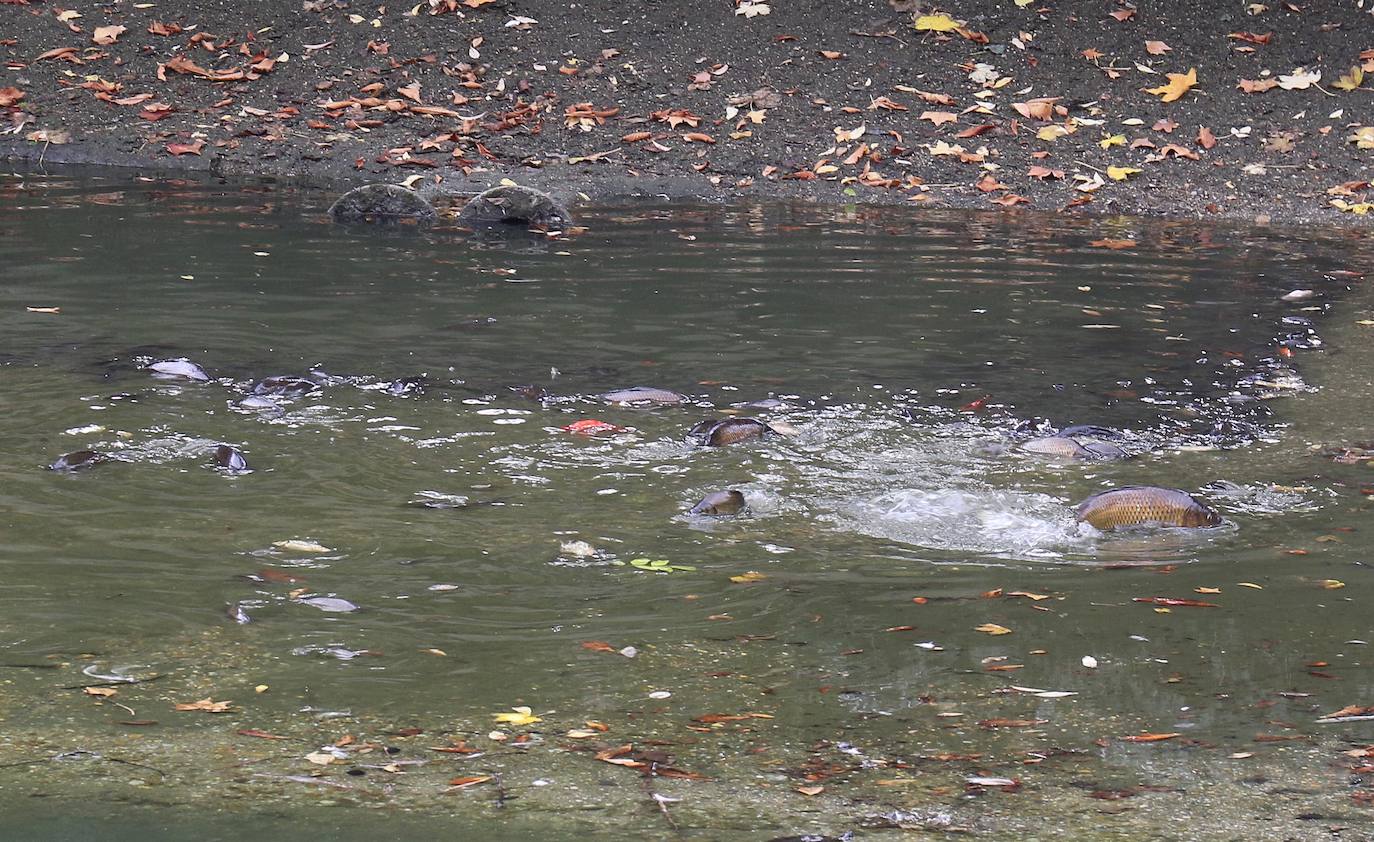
[1332,66,1364,92]
[0,86,23,107]
[1197,126,1217,149]
[1108,9,1135,21]
[1107,166,1141,180]
[975,623,1012,635]
[1027,165,1064,179]
[1145,67,1198,102]
[1238,78,1278,93]
[397,83,421,102]
[1152,118,1178,132]
[1081,48,1104,60]
[1144,40,1171,55]
[919,110,957,126]
[1350,126,1374,149]
[1277,68,1319,90]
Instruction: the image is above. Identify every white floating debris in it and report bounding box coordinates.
[274,539,333,554]
[1082,655,1099,669]
[966,776,1018,787]
[648,690,671,699]
[560,540,598,557]
[428,584,460,592]
[1281,289,1314,301]
[915,641,945,651]
[64,424,105,435]
[618,646,638,659]
[1010,685,1078,698]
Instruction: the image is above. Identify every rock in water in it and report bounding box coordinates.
[1075,486,1221,530]
[49,450,108,472]
[329,183,436,224]
[456,184,572,230]
[690,490,746,515]
[213,445,250,473]
[147,358,211,382]
[688,417,774,446]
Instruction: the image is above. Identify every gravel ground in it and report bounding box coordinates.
[2,1,1372,218]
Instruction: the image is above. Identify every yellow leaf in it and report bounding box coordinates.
[1323,579,1346,589]
[492,706,542,726]
[1099,133,1126,149]
[1145,67,1198,103]
[914,14,963,32]
[1036,124,1072,142]
[1237,582,1264,589]
[975,623,1012,635]
[730,571,767,583]
[83,686,117,697]
[1333,65,1364,92]
[1014,0,1034,5]
[1348,126,1374,149]
[1107,166,1141,180]
[1194,587,1221,594]
[1332,199,1374,215]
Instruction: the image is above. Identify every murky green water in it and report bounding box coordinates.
[3,169,1374,839]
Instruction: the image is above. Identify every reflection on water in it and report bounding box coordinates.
[2,169,1374,839]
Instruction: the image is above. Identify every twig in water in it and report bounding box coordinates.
[640,765,682,835]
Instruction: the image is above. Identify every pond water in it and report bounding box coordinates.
[2,169,1373,840]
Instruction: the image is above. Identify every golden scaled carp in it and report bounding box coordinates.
[1075,486,1221,530]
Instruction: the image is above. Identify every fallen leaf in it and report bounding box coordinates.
[92,25,126,45]
[1089,239,1137,249]
[1145,68,1198,102]
[1239,78,1279,93]
[796,785,824,796]
[0,87,24,107]
[1278,68,1320,90]
[83,686,117,697]
[166,139,205,156]
[447,775,493,789]
[920,110,958,127]
[1197,126,1217,149]
[729,571,767,583]
[1107,166,1141,180]
[492,706,541,726]
[1145,40,1171,55]
[1132,597,1218,607]
[581,641,615,652]
[174,697,232,713]
[1119,732,1182,742]
[913,13,962,32]
[1333,66,1365,92]
[975,623,1012,635]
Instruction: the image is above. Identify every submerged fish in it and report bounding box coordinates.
[213,445,250,473]
[49,450,108,472]
[1075,486,1221,530]
[1020,435,1126,461]
[688,417,773,446]
[597,386,685,406]
[689,489,745,516]
[251,376,319,398]
[148,358,211,382]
